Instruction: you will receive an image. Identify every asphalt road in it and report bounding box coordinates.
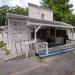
[0,53,75,75]
[0,57,41,75]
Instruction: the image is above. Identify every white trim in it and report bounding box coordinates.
[35,25,42,32]
[34,25,42,42]
[27,21,74,28]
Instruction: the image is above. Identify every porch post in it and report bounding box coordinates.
[34,25,42,42]
[34,26,37,42]
[34,25,42,53]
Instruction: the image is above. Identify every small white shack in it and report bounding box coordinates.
[6,3,75,57]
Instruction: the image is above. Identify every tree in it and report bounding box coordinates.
[8,6,28,15]
[0,5,28,26]
[41,0,73,22]
[0,5,9,26]
[69,15,75,26]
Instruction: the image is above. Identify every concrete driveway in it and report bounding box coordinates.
[0,52,75,75]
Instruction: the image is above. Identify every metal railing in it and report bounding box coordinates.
[35,42,48,55]
[35,41,75,56]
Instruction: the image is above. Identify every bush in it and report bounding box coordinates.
[0,41,6,48]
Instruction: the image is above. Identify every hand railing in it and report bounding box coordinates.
[35,42,48,55]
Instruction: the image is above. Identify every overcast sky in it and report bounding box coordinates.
[0,0,75,13]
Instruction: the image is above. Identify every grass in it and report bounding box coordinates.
[0,41,6,48]
[0,41,10,55]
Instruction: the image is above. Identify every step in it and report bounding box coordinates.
[36,47,73,55]
[39,48,74,58]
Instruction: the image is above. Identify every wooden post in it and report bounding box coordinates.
[34,25,42,53]
[25,41,29,58]
[34,25,41,42]
[34,26,37,53]
[34,26,37,42]
[35,43,39,53]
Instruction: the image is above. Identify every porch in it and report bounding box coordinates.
[15,39,75,58]
[27,21,75,57]
[13,23,75,58]
[15,21,75,57]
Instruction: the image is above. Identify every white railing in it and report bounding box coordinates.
[15,40,36,57]
[35,42,48,55]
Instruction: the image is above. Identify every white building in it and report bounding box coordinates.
[5,3,75,57]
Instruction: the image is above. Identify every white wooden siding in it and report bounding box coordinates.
[28,4,53,21]
[7,19,32,54]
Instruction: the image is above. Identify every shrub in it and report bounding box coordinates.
[0,41,6,48]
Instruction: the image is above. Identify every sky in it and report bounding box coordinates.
[0,0,75,13]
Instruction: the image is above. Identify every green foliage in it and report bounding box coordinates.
[0,5,28,26]
[0,5,9,26]
[0,41,6,48]
[8,6,28,15]
[41,0,73,23]
[68,15,75,26]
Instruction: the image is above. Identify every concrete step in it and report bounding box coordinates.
[37,47,74,58]
[37,47,73,55]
